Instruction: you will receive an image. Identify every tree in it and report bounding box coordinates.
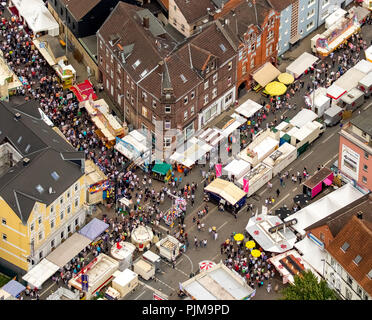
[281,270,338,300]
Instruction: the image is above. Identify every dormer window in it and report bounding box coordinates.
[353,255,362,265]
[341,242,350,252]
[132,60,141,69]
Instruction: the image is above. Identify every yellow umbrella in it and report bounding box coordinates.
[278,72,294,85]
[234,233,244,242]
[251,249,262,258]
[265,81,287,96]
[245,240,256,249]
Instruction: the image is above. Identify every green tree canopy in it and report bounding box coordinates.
[281,270,338,300]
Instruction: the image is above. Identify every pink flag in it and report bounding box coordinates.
[215,164,222,177]
[243,178,249,193]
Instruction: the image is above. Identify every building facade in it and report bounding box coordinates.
[324,216,372,300]
[338,108,372,192]
[0,101,87,277]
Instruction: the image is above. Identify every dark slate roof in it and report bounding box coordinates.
[303,167,333,189]
[0,101,84,224]
[61,0,101,21]
[350,107,372,137]
[265,0,296,12]
[305,193,372,237]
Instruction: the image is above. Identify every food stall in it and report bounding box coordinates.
[156,235,180,261]
[358,72,372,98]
[163,196,186,227]
[85,159,109,205]
[142,250,161,272]
[340,87,365,110]
[252,62,281,91]
[70,79,97,102]
[237,163,273,197]
[111,269,138,298]
[0,52,22,101]
[286,52,319,79]
[151,162,172,183]
[222,159,251,181]
[235,99,264,119]
[204,178,247,212]
[262,142,297,177]
[303,167,334,199]
[53,59,76,89]
[131,226,154,251]
[132,257,155,280]
[110,241,136,271]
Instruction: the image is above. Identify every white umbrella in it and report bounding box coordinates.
[199,260,216,272]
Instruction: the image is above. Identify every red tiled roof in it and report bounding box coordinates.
[327,216,372,296]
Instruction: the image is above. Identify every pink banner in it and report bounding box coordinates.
[215,164,222,177]
[243,178,249,193]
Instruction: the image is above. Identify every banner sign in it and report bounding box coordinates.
[215,164,222,177]
[88,180,110,194]
[81,274,89,292]
[243,178,249,193]
[153,293,167,300]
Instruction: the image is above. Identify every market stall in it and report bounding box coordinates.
[133,257,155,280]
[204,178,247,212]
[78,218,109,242]
[22,258,59,289]
[303,167,334,199]
[222,159,251,180]
[151,162,172,183]
[131,226,154,251]
[85,159,109,205]
[358,72,372,98]
[163,194,186,226]
[245,214,297,254]
[366,45,372,63]
[252,62,281,87]
[333,67,366,93]
[235,99,264,119]
[265,81,287,96]
[0,52,22,100]
[1,280,26,299]
[277,72,294,85]
[70,80,97,102]
[262,142,297,177]
[32,35,66,67]
[198,260,216,272]
[289,109,318,128]
[237,163,273,197]
[111,269,138,299]
[53,60,76,89]
[269,249,321,284]
[110,241,136,271]
[286,52,319,79]
[155,235,180,261]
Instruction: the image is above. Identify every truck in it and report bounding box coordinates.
[339,87,365,110]
[323,105,343,127]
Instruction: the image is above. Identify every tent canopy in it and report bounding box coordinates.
[152,162,172,175]
[46,233,92,268]
[1,280,26,297]
[204,178,246,205]
[22,259,59,289]
[79,218,109,241]
[286,52,319,78]
[289,109,318,128]
[252,62,281,87]
[326,84,346,100]
[235,99,264,119]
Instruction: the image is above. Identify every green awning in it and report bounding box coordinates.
[152,163,172,175]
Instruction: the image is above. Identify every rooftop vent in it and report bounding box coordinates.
[143,16,150,29]
[23,157,30,166]
[35,184,44,194]
[14,113,21,120]
[356,211,363,220]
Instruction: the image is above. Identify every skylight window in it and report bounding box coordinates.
[36,185,44,194]
[140,69,148,78]
[17,136,22,143]
[51,171,60,181]
[368,269,372,280]
[25,144,31,153]
[180,74,187,83]
[353,255,362,265]
[341,242,350,252]
[132,59,141,69]
[219,43,226,52]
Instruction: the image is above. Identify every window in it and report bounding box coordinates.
[307,9,315,19]
[61,231,64,239]
[353,255,362,265]
[117,78,121,89]
[75,198,79,208]
[227,76,232,87]
[165,105,171,113]
[173,18,177,26]
[213,73,218,85]
[39,251,43,259]
[38,232,43,241]
[60,211,64,221]
[250,58,255,69]
[51,239,55,248]
[2,233,7,241]
[204,94,209,106]
[142,106,148,118]
[152,100,157,108]
[190,105,195,115]
[131,81,134,90]
[347,275,353,286]
[142,92,148,102]
[242,51,247,59]
[60,197,64,205]
[341,242,350,252]
[212,88,217,99]
[75,218,79,226]
[191,91,195,100]
[206,66,209,74]
[364,152,369,159]
[251,43,255,52]
[67,205,71,214]
[30,223,34,232]
[227,61,232,71]
[117,64,121,73]
[363,164,368,172]
[110,54,113,64]
[126,75,130,83]
[67,224,71,233]
[242,65,247,75]
[152,115,156,124]
[267,30,273,41]
[50,220,55,229]
[164,137,171,147]
[308,0,315,6]
[174,5,177,11]
[164,120,171,130]
[184,96,188,105]
[306,21,314,31]
[1,218,6,225]
[38,217,42,225]
[322,0,329,8]
[184,111,188,121]
[204,80,209,90]
[362,176,367,183]
[320,232,325,241]
[67,191,70,199]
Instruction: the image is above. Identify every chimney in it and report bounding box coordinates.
[157,61,164,73]
[357,211,363,220]
[23,157,30,166]
[14,112,21,120]
[143,16,150,29]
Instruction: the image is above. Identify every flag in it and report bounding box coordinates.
[215,164,222,177]
[243,178,249,193]
[81,274,89,292]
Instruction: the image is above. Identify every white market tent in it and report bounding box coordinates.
[46,233,92,268]
[235,99,264,119]
[115,130,149,161]
[252,62,281,87]
[12,0,59,36]
[284,183,364,236]
[204,178,246,206]
[365,45,372,63]
[286,52,319,79]
[223,159,251,180]
[353,59,372,74]
[289,109,318,128]
[22,258,59,289]
[326,83,347,100]
[295,236,326,277]
[333,67,366,92]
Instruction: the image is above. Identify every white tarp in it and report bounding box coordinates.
[235,99,264,119]
[286,52,319,79]
[169,138,212,167]
[353,59,372,74]
[366,45,372,63]
[284,183,364,236]
[223,159,251,179]
[22,258,59,289]
[290,109,318,128]
[295,236,326,276]
[334,67,366,92]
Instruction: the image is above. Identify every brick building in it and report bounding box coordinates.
[338,107,372,193]
[97,2,237,150]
